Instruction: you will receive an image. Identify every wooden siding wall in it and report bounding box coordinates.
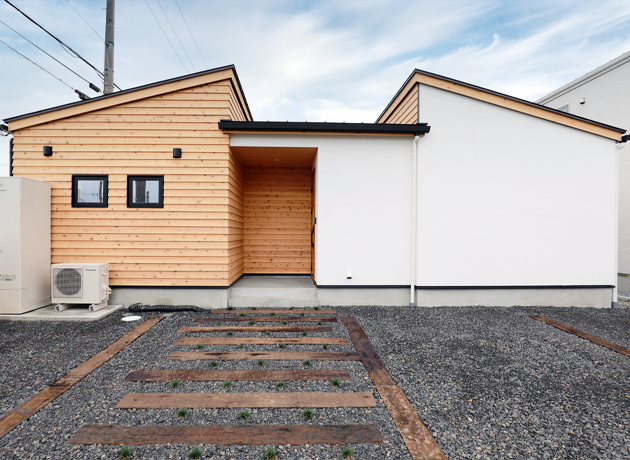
[11,79,244,287]
[383,84,418,124]
[243,167,311,273]
[227,150,244,283]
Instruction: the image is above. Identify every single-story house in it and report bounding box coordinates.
[4,65,627,308]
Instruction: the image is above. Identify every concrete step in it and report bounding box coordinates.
[230,286,317,298]
[227,296,319,308]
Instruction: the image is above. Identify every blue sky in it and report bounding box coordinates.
[1,0,630,175]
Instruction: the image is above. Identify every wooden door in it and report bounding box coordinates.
[311,167,316,282]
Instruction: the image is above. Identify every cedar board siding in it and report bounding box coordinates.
[227,150,245,283]
[11,79,243,287]
[382,84,418,124]
[243,167,311,273]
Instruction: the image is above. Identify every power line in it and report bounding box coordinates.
[3,0,121,91]
[64,0,104,41]
[157,0,195,71]
[0,18,100,92]
[173,0,207,69]
[144,0,187,72]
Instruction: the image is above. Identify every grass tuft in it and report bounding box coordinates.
[252,307,257,310]
[117,445,133,460]
[289,307,294,310]
[314,306,319,310]
[227,330,234,337]
[278,343,286,349]
[187,446,202,460]
[282,321,288,325]
[331,378,341,388]
[239,313,245,317]
[302,408,314,420]
[317,320,323,326]
[227,306,234,310]
[238,410,251,419]
[276,380,285,388]
[270,312,276,316]
[170,379,181,389]
[196,343,205,350]
[322,343,328,350]
[248,320,256,325]
[257,359,265,367]
[238,343,244,349]
[302,330,308,336]
[340,446,356,459]
[177,407,189,417]
[210,360,218,368]
[265,331,271,336]
[264,447,278,459]
[303,359,311,366]
[300,312,305,317]
[223,380,232,389]
[215,321,222,326]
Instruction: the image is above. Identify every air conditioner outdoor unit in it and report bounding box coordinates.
[51,263,110,311]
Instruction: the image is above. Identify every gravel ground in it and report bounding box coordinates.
[1,306,630,459]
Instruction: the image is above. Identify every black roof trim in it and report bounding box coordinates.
[4,64,253,123]
[219,120,430,135]
[377,68,626,134]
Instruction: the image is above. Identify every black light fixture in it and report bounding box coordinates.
[173,148,182,158]
[43,146,53,156]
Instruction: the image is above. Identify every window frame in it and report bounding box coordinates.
[71,174,109,208]
[126,175,165,208]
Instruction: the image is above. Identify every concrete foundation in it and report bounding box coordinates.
[617,274,630,292]
[0,304,124,321]
[109,288,229,309]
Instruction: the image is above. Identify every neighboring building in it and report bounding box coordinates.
[537,51,630,292]
[3,65,625,308]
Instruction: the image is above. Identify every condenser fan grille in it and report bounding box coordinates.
[53,267,83,297]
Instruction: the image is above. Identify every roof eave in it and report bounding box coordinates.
[219,120,430,135]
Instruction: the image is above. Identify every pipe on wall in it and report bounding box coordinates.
[410,134,420,307]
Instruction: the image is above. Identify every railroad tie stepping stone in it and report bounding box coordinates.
[115,392,377,409]
[210,309,337,315]
[69,424,383,446]
[175,337,347,345]
[196,317,337,323]
[178,326,333,333]
[166,351,361,361]
[124,369,352,382]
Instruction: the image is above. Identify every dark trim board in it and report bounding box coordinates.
[219,120,430,135]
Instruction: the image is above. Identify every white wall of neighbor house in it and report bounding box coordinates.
[536,58,630,279]
[417,83,618,287]
[229,133,413,286]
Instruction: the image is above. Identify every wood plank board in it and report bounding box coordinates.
[69,424,383,446]
[530,315,630,358]
[115,392,377,409]
[210,309,336,314]
[0,317,162,439]
[196,317,336,323]
[175,337,347,345]
[166,351,360,361]
[339,316,395,386]
[124,369,351,382]
[377,384,447,460]
[178,326,332,333]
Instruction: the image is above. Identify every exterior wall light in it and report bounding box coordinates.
[173,148,182,158]
[43,146,53,156]
[580,98,586,105]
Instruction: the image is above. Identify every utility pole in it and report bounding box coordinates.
[103,0,115,94]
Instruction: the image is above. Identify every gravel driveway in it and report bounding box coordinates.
[1,306,629,460]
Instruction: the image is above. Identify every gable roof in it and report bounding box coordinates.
[536,50,630,105]
[5,64,253,130]
[377,69,625,141]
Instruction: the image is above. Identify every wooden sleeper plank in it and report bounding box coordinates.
[166,351,360,361]
[115,392,377,409]
[209,309,336,314]
[175,337,347,345]
[196,317,336,323]
[178,326,332,333]
[124,369,351,382]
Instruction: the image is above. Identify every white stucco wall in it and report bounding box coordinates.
[230,134,413,286]
[537,60,630,274]
[418,83,617,286]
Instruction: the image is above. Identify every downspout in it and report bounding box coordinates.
[410,134,419,307]
[613,141,623,308]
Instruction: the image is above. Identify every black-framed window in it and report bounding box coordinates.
[127,175,164,208]
[72,175,108,207]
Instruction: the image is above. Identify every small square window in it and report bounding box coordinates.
[72,175,108,207]
[127,175,164,208]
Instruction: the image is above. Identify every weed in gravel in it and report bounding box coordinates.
[289,307,294,310]
[238,410,251,419]
[322,343,328,350]
[252,307,257,310]
[300,312,305,317]
[331,378,341,388]
[177,408,189,417]
[238,343,244,349]
[302,408,314,419]
[340,446,356,459]
[270,312,276,316]
[257,359,265,367]
[210,360,218,368]
[317,320,323,325]
[223,380,232,389]
[239,313,245,317]
[276,380,285,388]
[264,447,278,459]
[227,330,234,336]
[302,330,308,336]
[266,331,271,336]
[314,306,319,310]
[248,320,256,325]
[196,343,204,350]
[187,446,202,459]
[227,306,234,310]
[170,379,181,389]
[117,445,133,460]
[303,359,311,366]
[278,343,286,348]
[215,321,222,326]
[282,321,288,325]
